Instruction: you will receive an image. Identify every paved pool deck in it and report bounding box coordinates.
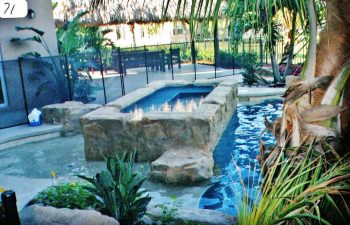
[0,85,285,210]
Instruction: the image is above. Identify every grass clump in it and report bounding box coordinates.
[237,140,350,225]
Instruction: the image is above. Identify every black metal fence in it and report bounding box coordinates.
[0,38,306,129]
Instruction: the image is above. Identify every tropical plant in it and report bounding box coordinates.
[78,151,151,225]
[56,12,99,103]
[56,11,88,55]
[238,139,350,225]
[235,53,270,86]
[29,182,102,211]
[80,27,115,52]
[11,26,67,101]
[236,53,260,86]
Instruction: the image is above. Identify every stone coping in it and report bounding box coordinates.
[105,79,232,113]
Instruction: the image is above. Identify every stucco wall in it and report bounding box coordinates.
[0,0,59,61]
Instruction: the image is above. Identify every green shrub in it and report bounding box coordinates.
[32,182,102,210]
[79,151,151,225]
[236,53,260,86]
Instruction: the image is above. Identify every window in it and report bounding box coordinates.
[173,23,183,36]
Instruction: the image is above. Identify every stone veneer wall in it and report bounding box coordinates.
[80,79,237,162]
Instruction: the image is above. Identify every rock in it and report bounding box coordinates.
[150,149,214,184]
[20,205,119,225]
[42,101,101,136]
[146,202,237,225]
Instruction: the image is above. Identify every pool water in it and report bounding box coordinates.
[198,100,283,215]
[121,85,213,113]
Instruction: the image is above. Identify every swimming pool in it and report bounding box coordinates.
[121,85,214,113]
[199,99,283,215]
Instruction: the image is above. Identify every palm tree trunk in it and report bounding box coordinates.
[270,51,282,83]
[283,11,297,78]
[314,0,350,153]
[300,0,317,81]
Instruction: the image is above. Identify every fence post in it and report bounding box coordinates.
[265,42,268,64]
[249,37,252,53]
[64,54,73,101]
[232,47,235,76]
[213,21,219,79]
[17,58,29,121]
[117,48,125,96]
[242,39,245,53]
[191,40,197,80]
[1,191,20,225]
[259,36,263,65]
[144,45,149,84]
[98,50,107,104]
[170,44,175,80]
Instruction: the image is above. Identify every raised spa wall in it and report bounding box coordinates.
[80,79,238,184]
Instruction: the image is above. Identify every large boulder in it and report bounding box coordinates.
[43,101,101,136]
[20,205,119,225]
[150,149,214,184]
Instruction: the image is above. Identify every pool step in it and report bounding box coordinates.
[0,124,62,151]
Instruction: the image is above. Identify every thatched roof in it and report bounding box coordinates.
[53,0,227,26]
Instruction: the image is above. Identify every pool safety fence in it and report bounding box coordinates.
[0,37,306,129]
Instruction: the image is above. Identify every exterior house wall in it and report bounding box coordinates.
[0,0,59,61]
[0,0,59,128]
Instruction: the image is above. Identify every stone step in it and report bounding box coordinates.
[0,124,62,151]
[150,149,214,184]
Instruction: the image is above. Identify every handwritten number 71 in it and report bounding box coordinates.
[4,2,15,15]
